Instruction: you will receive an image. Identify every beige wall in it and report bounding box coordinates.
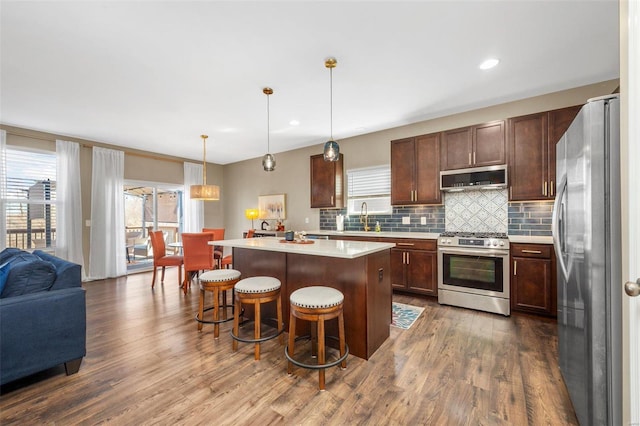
[0,78,618,269]
[222,79,619,239]
[0,125,225,272]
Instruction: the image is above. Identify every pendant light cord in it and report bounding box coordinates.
[201,135,207,185]
[267,93,270,153]
[330,66,333,140]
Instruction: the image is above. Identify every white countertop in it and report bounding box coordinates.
[212,237,395,259]
[508,235,553,244]
[306,230,553,245]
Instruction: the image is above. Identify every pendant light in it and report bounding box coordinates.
[323,57,340,162]
[261,87,276,172]
[190,135,220,200]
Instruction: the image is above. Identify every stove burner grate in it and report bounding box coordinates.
[440,231,508,239]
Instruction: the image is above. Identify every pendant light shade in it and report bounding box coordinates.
[262,87,276,172]
[190,134,220,201]
[323,57,340,162]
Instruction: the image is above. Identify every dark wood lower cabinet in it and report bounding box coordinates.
[391,248,437,296]
[510,243,556,317]
[330,235,438,297]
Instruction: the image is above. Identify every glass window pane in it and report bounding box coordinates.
[3,148,57,249]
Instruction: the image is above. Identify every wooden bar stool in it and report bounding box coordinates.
[285,286,348,390]
[231,276,284,360]
[197,269,241,338]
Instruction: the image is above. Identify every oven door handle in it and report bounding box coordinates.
[438,247,509,257]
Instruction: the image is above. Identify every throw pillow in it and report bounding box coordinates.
[0,261,10,295]
[0,254,57,298]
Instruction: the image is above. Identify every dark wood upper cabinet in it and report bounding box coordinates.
[441,120,505,170]
[440,127,472,170]
[508,105,581,201]
[391,133,441,205]
[310,153,343,208]
[473,121,506,167]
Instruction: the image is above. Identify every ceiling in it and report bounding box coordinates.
[0,1,619,165]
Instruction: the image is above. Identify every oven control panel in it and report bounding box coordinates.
[438,237,508,249]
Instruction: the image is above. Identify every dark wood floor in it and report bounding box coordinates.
[0,268,578,425]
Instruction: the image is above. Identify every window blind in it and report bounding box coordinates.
[346,166,391,215]
[3,147,57,249]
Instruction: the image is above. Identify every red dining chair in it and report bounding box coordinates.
[203,228,234,269]
[149,230,183,289]
[182,232,215,294]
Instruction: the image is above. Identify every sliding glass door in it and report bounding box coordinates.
[124,181,182,271]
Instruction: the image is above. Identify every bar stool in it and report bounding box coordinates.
[197,269,241,338]
[285,286,348,390]
[231,276,284,360]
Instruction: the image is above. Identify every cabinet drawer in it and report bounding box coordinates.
[390,239,436,251]
[511,244,551,258]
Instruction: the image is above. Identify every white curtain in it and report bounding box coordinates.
[183,162,204,232]
[0,130,6,251]
[55,140,85,277]
[88,147,125,279]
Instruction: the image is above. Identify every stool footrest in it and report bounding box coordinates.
[285,335,349,370]
[195,305,242,325]
[230,319,285,344]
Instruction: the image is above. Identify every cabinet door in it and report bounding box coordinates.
[441,127,472,170]
[509,113,548,201]
[310,153,343,208]
[391,138,416,205]
[415,133,441,204]
[511,256,553,315]
[406,250,437,296]
[390,248,407,290]
[547,105,581,197]
[473,120,505,167]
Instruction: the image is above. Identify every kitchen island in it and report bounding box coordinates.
[213,237,395,359]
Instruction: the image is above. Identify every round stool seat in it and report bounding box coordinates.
[232,276,284,360]
[235,276,281,294]
[290,286,344,309]
[196,269,241,338]
[200,269,241,283]
[287,286,347,390]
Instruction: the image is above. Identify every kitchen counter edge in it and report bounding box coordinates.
[306,230,553,245]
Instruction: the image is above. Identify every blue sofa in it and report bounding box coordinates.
[0,248,86,386]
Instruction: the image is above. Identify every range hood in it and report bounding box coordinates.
[440,164,508,192]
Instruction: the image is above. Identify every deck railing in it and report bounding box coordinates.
[5,228,57,250]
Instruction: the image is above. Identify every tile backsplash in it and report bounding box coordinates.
[319,196,553,236]
[320,205,445,233]
[444,190,508,233]
[508,201,554,236]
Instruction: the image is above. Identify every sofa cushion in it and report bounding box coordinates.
[0,253,57,298]
[33,250,82,290]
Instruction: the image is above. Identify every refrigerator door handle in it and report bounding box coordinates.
[552,175,570,282]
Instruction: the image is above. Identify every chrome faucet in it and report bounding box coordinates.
[360,201,370,232]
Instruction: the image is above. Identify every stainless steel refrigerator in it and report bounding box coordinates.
[552,94,621,425]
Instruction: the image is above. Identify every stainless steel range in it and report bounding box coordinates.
[437,231,510,316]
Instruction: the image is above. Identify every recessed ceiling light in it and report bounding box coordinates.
[289,120,300,126]
[479,58,500,70]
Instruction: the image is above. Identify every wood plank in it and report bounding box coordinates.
[0,270,578,425]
